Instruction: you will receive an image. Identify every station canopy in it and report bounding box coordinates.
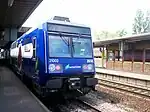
[0,0,43,29]
[93,33,150,47]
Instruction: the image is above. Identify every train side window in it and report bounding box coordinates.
[23,38,30,45]
[13,42,16,48]
[11,43,14,49]
[17,42,19,47]
[33,39,36,49]
[33,37,36,58]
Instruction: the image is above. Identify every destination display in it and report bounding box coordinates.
[47,23,91,35]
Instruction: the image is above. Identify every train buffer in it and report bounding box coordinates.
[0,66,50,112]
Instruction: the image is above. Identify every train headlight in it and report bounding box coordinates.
[82,64,94,72]
[87,64,93,70]
[49,64,63,73]
[55,65,61,70]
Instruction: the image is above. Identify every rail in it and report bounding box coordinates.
[98,78,150,97]
[77,99,101,112]
[96,68,150,97]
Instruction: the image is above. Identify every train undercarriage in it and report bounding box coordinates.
[32,76,97,98]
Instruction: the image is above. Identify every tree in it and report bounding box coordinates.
[132,9,150,34]
[143,10,150,33]
[96,31,118,40]
[100,31,109,38]
[94,31,109,40]
[116,29,127,37]
[95,29,127,40]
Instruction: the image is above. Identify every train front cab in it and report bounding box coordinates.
[40,22,98,96]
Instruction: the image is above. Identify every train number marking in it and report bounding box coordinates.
[49,59,59,63]
[87,59,93,63]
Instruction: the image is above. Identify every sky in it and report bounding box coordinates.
[23,0,150,38]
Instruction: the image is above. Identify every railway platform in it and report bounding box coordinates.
[96,67,150,81]
[95,67,150,93]
[0,66,50,112]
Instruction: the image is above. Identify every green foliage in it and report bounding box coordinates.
[95,31,118,40]
[132,9,150,34]
[95,29,127,40]
[99,31,109,39]
[116,29,127,37]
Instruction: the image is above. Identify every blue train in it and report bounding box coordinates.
[10,16,98,97]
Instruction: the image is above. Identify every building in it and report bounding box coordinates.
[93,33,150,75]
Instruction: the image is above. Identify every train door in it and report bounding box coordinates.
[17,42,22,72]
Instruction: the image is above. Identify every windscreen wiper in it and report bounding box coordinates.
[59,33,69,46]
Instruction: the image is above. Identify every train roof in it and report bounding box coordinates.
[15,17,91,43]
[46,19,90,28]
[24,19,90,35]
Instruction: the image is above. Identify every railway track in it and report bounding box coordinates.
[49,99,102,112]
[77,99,101,112]
[98,78,150,97]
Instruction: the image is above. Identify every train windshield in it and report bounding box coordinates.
[72,38,92,58]
[49,35,71,57]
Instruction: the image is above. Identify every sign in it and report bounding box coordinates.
[49,59,59,63]
[87,59,93,63]
[65,64,81,70]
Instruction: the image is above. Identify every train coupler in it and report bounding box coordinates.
[68,78,81,90]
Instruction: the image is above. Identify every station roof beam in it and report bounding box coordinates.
[0,0,43,28]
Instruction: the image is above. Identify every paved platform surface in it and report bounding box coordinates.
[96,67,150,81]
[0,66,50,112]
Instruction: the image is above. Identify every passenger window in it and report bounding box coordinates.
[17,42,19,47]
[33,38,36,58]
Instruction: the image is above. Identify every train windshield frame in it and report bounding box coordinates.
[72,37,93,58]
[48,35,71,57]
[48,35,93,58]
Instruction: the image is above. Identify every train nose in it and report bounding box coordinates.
[68,78,81,89]
[86,77,98,86]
